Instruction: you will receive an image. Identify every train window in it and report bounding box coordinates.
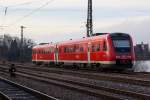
[92,44,95,52]
[103,41,107,51]
[73,45,76,52]
[80,47,83,52]
[97,43,100,51]
[71,47,74,52]
[66,47,68,53]
[64,47,67,53]
[45,51,47,54]
[69,47,71,52]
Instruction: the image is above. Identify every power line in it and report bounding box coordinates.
[0,0,44,33]
[7,0,55,28]
[0,0,47,8]
[0,7,8,33]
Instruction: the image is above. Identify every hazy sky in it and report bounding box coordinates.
[0,0,150,44]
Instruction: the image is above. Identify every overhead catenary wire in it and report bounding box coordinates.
[0,0,48,8]
[0,0,46,34]
[7,0,55,28]
[0,7,8,34]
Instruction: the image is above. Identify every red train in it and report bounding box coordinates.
[32,33,135,70]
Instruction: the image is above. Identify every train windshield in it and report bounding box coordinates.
[113,40,130,48]
[111,33,131,53]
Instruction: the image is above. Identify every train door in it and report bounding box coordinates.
[35,49,38,63]
[54,45,58,64]
[35,52,37,62]
[87,42,91,64]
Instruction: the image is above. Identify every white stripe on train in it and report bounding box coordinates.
[32,60,116,64]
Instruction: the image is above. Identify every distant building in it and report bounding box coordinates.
[134,42,150,60]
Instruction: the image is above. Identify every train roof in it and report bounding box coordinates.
[32,34,109,49]
[58,33,109,46]
[32,32,130,49]
[32,43,55,49]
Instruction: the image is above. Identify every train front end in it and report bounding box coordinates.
[109,33,135,69]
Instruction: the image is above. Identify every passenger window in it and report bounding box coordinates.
[80,47,83,52]
[92,44,95,52]
[97,43,100,51]
[103,41,107,51]
[64,47,68,53]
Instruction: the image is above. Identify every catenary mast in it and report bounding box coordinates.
[86,0,93,37]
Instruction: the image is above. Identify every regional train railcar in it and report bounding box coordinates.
[56,33,134,69]
[57,34,110,64]
[32,32,135,70]
[32,44,55,64]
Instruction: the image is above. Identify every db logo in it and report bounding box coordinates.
[76,55,79,59]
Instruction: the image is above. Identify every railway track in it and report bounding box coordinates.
[17,69,150,100]
[10,63,150,87]
[0,63,150,100]
[0,76,58,100]
[0,67,125,100]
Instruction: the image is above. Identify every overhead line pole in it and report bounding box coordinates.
[20,26,26,62]
[86,0,93,37]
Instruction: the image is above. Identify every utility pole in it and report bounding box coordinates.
[20,26,26,62]
[86,0,93,37]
